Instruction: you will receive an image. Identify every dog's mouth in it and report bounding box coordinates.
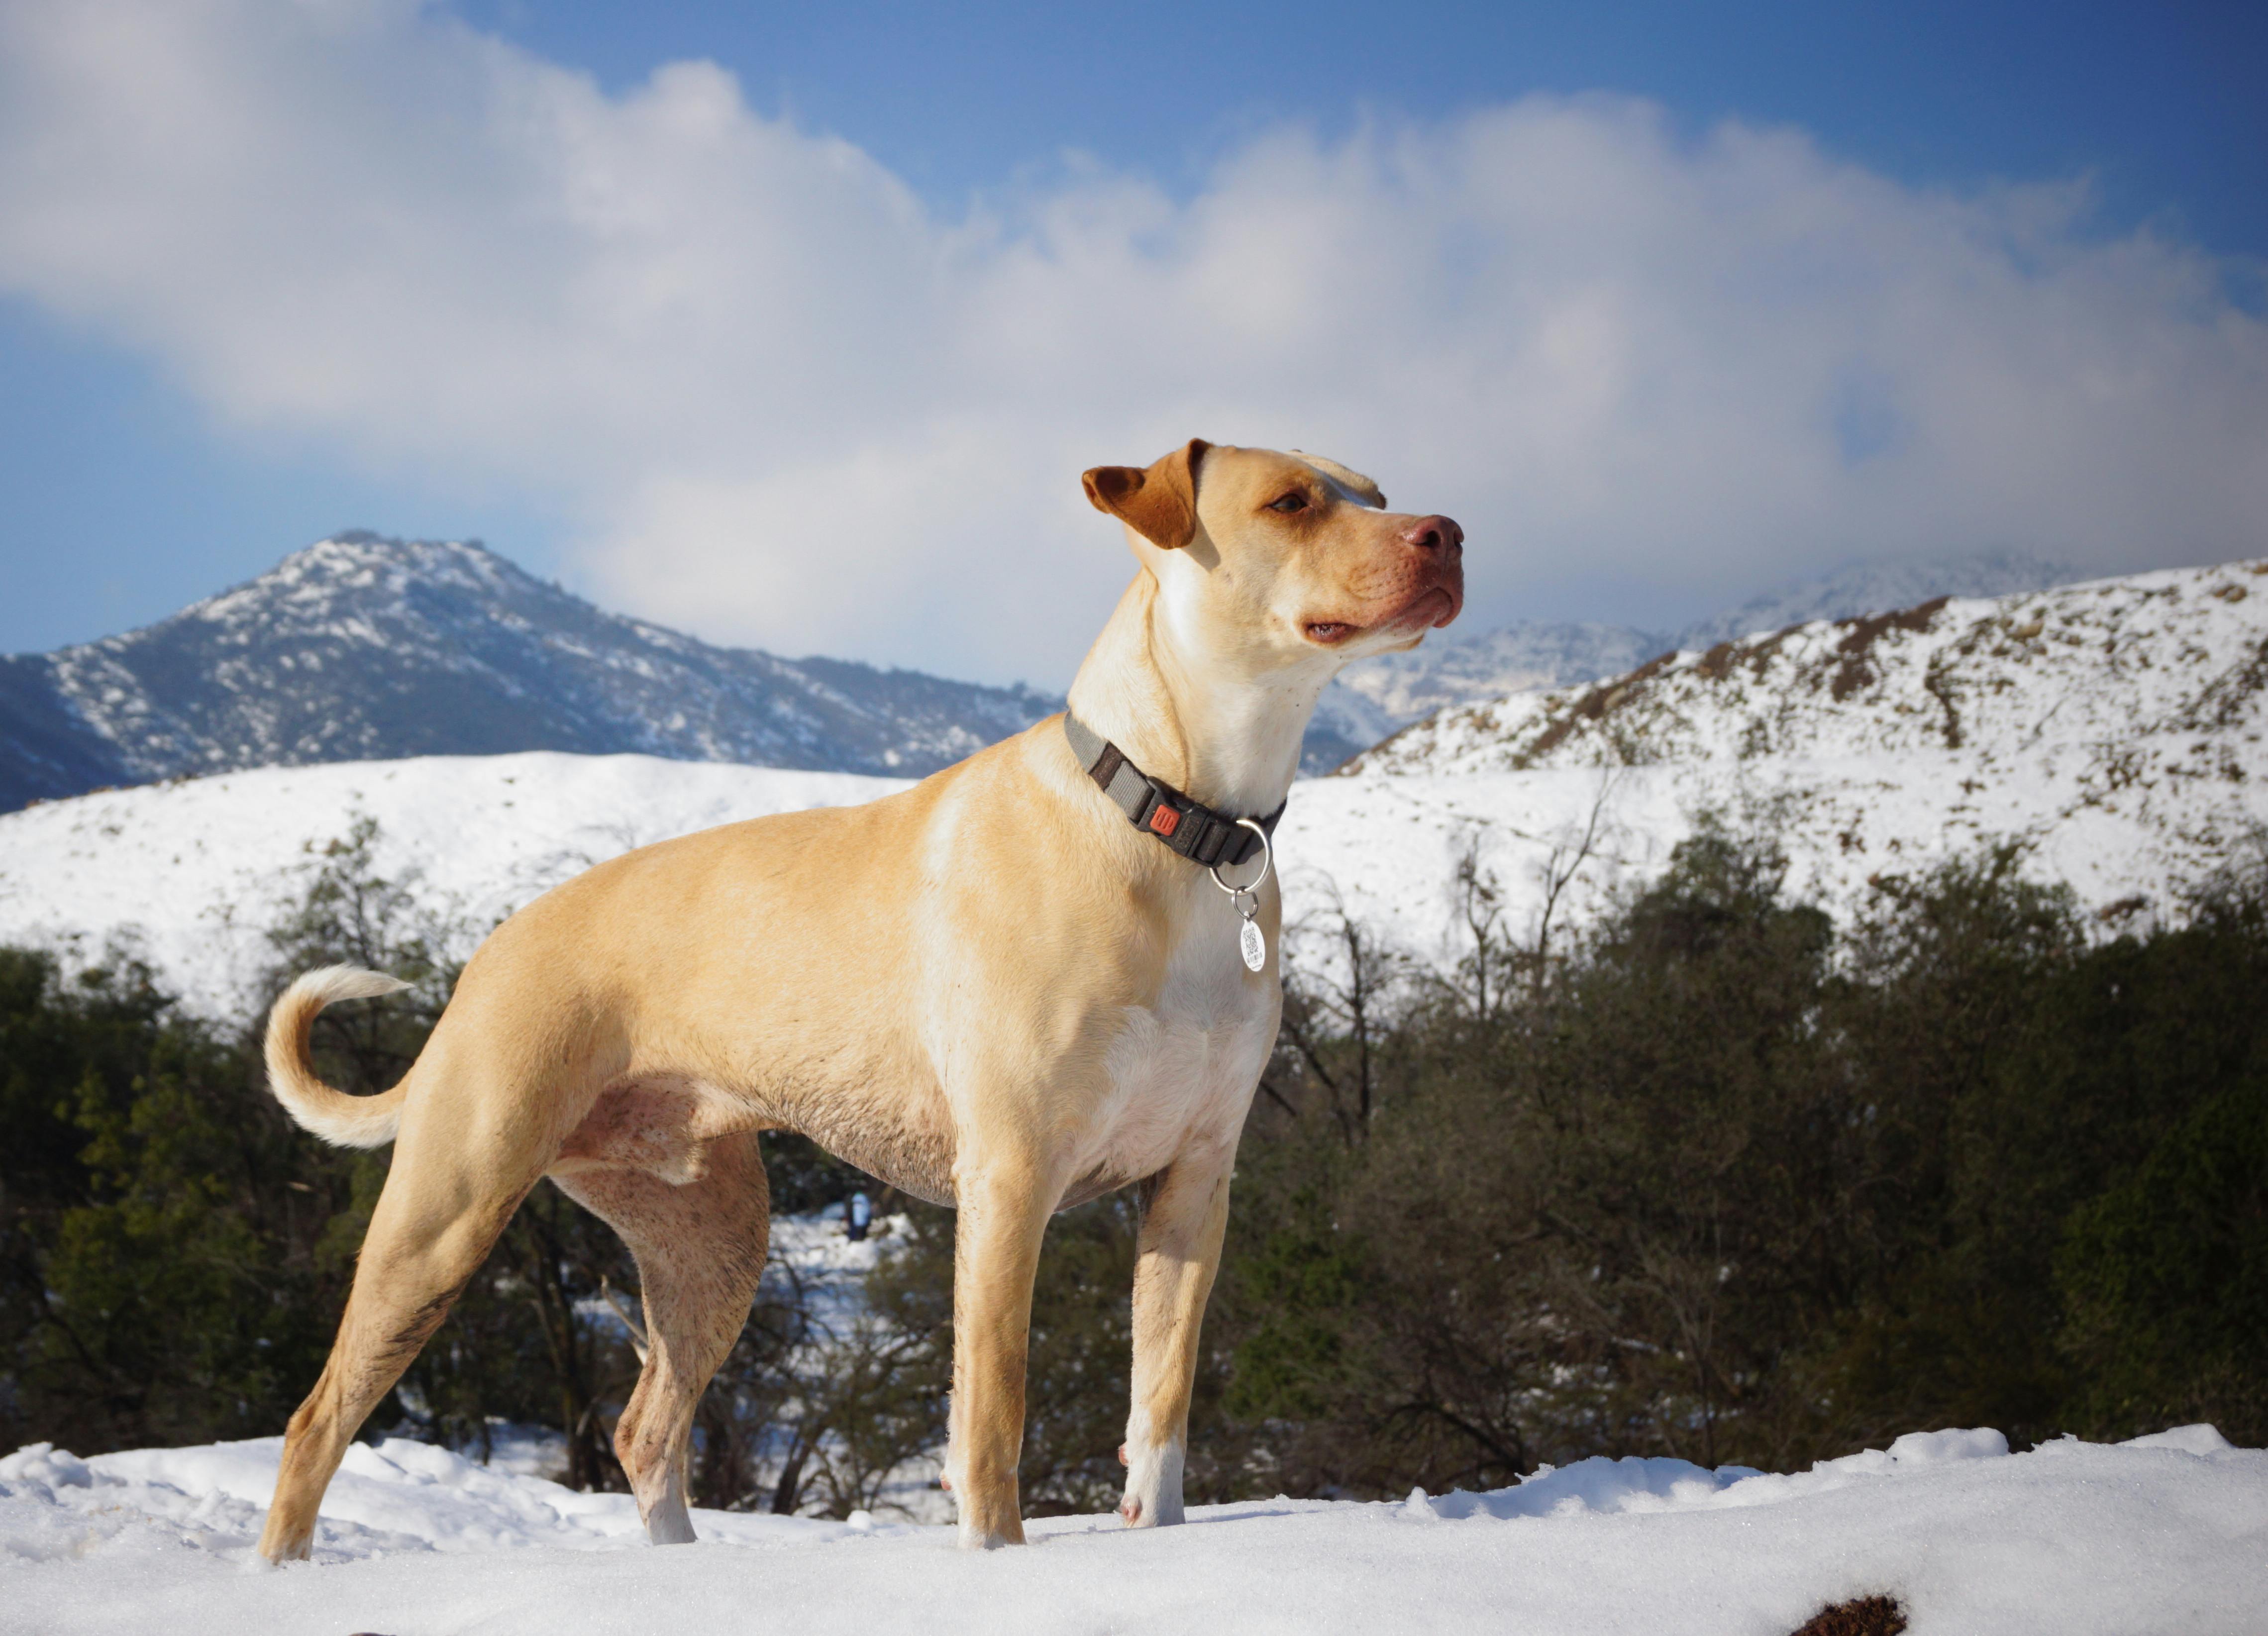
[1403,583,1461,630]
[1301,542,1465,648]
[1304,583,1461,647]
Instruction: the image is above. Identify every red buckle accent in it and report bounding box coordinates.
[1149,805,1181,838]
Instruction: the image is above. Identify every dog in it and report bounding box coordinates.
[255,439,1463,1558]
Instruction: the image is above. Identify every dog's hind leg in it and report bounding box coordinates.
[555,1129,770,1544]
[256,1098,540,1563]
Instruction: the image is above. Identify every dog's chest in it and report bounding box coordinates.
[1083,916,1275,1184]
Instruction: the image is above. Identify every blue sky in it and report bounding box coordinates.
[461,0,2268,246]
[1,0,2263,682]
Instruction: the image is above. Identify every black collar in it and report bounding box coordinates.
[1063,713,1285,869]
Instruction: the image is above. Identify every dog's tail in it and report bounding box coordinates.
[265,965,413,1149]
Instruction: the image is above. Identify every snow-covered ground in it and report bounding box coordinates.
[0,755,908,1016]
[2,743,2259,1021]
[1325,559,2268,957]
[1,1424,2259,1634]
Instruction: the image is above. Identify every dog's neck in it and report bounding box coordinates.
[1064,572,1336,818]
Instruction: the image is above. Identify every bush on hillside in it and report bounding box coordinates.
[1204,825,2268,1489]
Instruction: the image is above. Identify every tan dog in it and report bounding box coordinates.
[254,440,1462,1559]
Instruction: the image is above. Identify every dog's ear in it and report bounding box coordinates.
[1082,439,1210,549]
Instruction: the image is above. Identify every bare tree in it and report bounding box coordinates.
[1273,879,1414,1144]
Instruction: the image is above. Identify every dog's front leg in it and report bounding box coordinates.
[1120,1141,1236,1528]
[945,1159,1055,1547]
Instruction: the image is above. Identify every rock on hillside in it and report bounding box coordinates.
[0,534,1058,812]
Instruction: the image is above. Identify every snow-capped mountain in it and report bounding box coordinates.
[1302,548,2090,772]
[1274,559,2268,967]
[3,533,2105,800]
[0,534,1059,812]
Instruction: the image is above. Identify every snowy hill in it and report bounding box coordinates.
[1,1424,2260,1634]
[1304,547,2090,772]
[1305,620,1665,771]
[0,559,2262,1009]
[1355,559,2268,776]
[0,534,1058,812]
[1291,560,2268,962]
[0,754,911,1017]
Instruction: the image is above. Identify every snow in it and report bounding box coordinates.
[4,562,2266,1627]
[9,532,1057,798]
[1363,561,2268,774]
[1,561,2263,1013]
[0,753,910,1016]
[1310,549,2090,758]
[1,1426,2260,1633]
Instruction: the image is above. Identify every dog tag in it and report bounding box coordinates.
[1238,913,1266,973]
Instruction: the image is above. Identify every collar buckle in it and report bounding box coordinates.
[1063,712,1284,867]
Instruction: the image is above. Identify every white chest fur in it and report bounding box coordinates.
[1083,893,1277,1187]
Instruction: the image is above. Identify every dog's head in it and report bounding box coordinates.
[1082,440,1463,671]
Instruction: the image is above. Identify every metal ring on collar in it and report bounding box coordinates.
[1209,818,1273,898]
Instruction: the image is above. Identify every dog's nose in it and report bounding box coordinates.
[1404,514,1463,553]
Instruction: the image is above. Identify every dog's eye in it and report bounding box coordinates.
[1267,493,1309,513]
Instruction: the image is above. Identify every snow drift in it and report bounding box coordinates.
[1,1425,2260,1634]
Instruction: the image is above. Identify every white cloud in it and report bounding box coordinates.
[2,0,2264,682]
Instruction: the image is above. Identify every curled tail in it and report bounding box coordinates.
[265,966,412,1149]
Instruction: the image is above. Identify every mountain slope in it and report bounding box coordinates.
[1305,621,1665,771]
[4,563,2262,1013]
[1354,560,2268,777]
[0,535,1057,811]
[1255,561,2267,966]
[1304,548,2091,772]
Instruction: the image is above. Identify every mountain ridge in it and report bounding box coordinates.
[1348,558,2268,789]
[3,561,2262,1016]
[0,535,2139,804]
[0,534,1060,812]
[1304,548,2093,771]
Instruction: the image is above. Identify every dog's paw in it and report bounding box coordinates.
[955,1518,1026,1549]
[1117,1438,1186,1529]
